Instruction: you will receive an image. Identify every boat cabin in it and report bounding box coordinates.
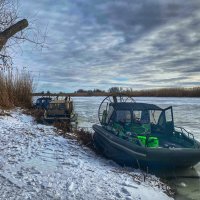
[45,99,73,118]
[101,102,193,148]
[43,96,78,126]
[35,97,52,109]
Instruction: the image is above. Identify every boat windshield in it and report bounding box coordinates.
[149,110,163,125]
[133,110,150,124]
[110,110,151,125]
[109,107,174,134]
[116,110,131,124]
[48,103,65,110]
[36,99,41,104]
[108,109,152,135]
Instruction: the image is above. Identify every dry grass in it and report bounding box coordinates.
[0,70,33,109]
[50,121,95,150]
[25,110,95,150]
[53,121,72,133]
[24,107,95,150]
[75,129,94,148]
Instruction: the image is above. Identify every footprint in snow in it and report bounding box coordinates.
[121,187,131,196]
[125,197,133,200]
[122,182,138,189]
[115,192,122,198]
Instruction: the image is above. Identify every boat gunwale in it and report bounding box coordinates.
[93,124,200,153]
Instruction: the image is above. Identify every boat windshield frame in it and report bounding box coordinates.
[105,103,175,135]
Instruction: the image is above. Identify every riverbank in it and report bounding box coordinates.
[33,87,200,98]
[0,109,172,199]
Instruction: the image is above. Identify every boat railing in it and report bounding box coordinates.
[174,126,195,141]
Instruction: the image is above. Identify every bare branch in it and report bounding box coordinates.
[0,0,46,69]
[0,19,28,51]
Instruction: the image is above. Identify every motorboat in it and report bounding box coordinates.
[44,96,78,124]
[93,96,200,170]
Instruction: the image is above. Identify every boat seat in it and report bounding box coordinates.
[137,135,159,148]
[130,123,151,135]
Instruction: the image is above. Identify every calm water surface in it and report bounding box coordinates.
[73,97,200,200]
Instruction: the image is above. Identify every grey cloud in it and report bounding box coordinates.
[182,66,200,73]
[15,0,200,92]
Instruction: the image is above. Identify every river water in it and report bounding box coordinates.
[73,97,200,200]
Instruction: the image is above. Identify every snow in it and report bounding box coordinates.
[0,109,173,200]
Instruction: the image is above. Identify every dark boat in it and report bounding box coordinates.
[34,97,52,109]
[92,96,200,170]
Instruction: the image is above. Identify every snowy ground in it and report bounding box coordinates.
[0,109,172,200]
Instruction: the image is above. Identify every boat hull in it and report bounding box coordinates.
[93,125,200,170]
[44,113,78,124]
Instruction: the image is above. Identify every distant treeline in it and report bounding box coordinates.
[74,87,200,97]
[35,87,200,97]
[75,89,105,94]
[122,87,200,97]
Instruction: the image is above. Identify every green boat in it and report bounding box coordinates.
[93,96,200,170]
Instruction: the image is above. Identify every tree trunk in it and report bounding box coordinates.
[0,19,28,51]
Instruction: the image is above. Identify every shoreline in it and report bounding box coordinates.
[32,87,200,98]
[32,92,200,98]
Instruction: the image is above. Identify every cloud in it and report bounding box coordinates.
[14,0,200,92]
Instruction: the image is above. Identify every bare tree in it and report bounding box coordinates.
[0,0,44,69]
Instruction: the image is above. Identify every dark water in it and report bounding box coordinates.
[73,97,200,200]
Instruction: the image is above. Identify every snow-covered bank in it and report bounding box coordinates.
[0,109,173,200]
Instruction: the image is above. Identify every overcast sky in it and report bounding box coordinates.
[14,0,200,92]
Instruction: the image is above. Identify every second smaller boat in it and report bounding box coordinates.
[44,96,78,124]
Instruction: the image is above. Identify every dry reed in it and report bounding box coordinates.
[0,69,33,109]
